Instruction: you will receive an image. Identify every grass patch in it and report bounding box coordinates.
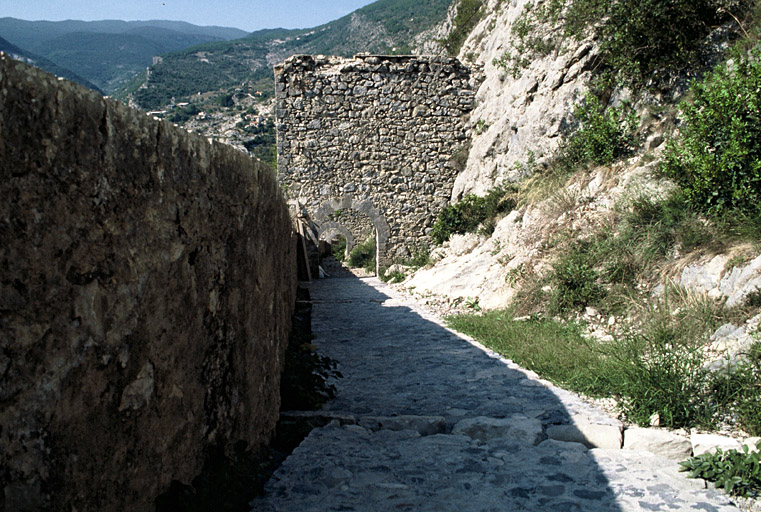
[448,286,760,431]
[446,311,614,396]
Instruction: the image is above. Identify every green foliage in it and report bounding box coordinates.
[661,49,761,216]
[590,0,739,86]
[444,0,485,56]
[449,287,760,431]
[241,118,277,169]
[446,312,614,396]
[549,240,605,313]
[406,246,432,269]
[380,269,407,283]
[561,93,639,168]
[217,93,234,107]
[711,341,761,436]
[167,103,200,123]
[348,237,377,272]
[680,442,761,498]
[331,236,348,262]
[493,1,560,78]
[432,186,517,244]
[611,323,713,427]
[499,0,746,87]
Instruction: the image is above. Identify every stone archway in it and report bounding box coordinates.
[312,195,391,275]
[318,222,355,259]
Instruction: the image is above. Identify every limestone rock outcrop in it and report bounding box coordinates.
[0,55,296,511]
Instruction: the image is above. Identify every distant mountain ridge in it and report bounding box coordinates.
[0,36,103,93]
[0,17,249,93]
[131,0,453,109]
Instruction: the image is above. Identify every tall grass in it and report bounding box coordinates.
[447,287,761,432]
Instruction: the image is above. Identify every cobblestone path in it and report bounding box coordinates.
[252,277,738,511]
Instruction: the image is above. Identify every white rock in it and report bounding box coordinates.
[691,433,742,456]
[546,422,623,449]
[622,427,692,461]
[742,437,761,453]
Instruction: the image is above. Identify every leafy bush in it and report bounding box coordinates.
[444,0,485,55]
[549,240,606,313]
[661,49,761,216]
[499,0,746,86]
[167,103,200,123]
[680,442,761,498]
[612,326,713,427]
[562,93,639,168]
[347,237,376,272]
[432,186,516,244]
[331,236,347,261]
[592,0,738,85]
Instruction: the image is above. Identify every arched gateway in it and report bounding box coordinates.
[275,54,476,273]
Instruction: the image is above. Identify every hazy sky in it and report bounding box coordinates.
[0,0,378,32]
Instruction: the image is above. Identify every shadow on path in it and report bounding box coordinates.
[252,276,736,512]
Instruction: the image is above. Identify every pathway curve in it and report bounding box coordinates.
[252,276,737,511]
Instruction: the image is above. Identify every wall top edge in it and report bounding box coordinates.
[274,53,469,75]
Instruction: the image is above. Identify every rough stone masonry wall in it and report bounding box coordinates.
[275,54,475,264]
[0,55,296,511]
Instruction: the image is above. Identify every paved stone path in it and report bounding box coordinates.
[251,277,739,511]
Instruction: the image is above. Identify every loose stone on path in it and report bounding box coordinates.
[251,277,738,511]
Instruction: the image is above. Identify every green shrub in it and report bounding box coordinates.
[680,441,761,498]
[432,186,516,244]
[549,240,605,314]
[167,103,200,123]
[499,0,746,86]
[562,93,639,168]
[332,237,347,261]
[592,0,738,85]
[406,246,432,269]
[217,93,234,107]
[661,49,761,216]
[347,237,376,272]
[611,327,713,427]
[380,269,406,283]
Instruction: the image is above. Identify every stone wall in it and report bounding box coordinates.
[275,54,475,266]
[0,55,296,511]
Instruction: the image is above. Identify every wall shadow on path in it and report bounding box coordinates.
[257,274,633,511]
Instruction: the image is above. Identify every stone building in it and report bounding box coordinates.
[275,54,476,271]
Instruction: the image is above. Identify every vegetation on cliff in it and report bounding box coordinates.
[435,0,761,447]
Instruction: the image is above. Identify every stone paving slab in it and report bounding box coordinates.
[251,277,739,511]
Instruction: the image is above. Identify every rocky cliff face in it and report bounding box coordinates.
[0,55,296,511]
[403,0,761,320]
[453,0,597,199]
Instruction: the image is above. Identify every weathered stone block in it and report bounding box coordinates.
[546,422,623,449]
[622,427,692,460]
